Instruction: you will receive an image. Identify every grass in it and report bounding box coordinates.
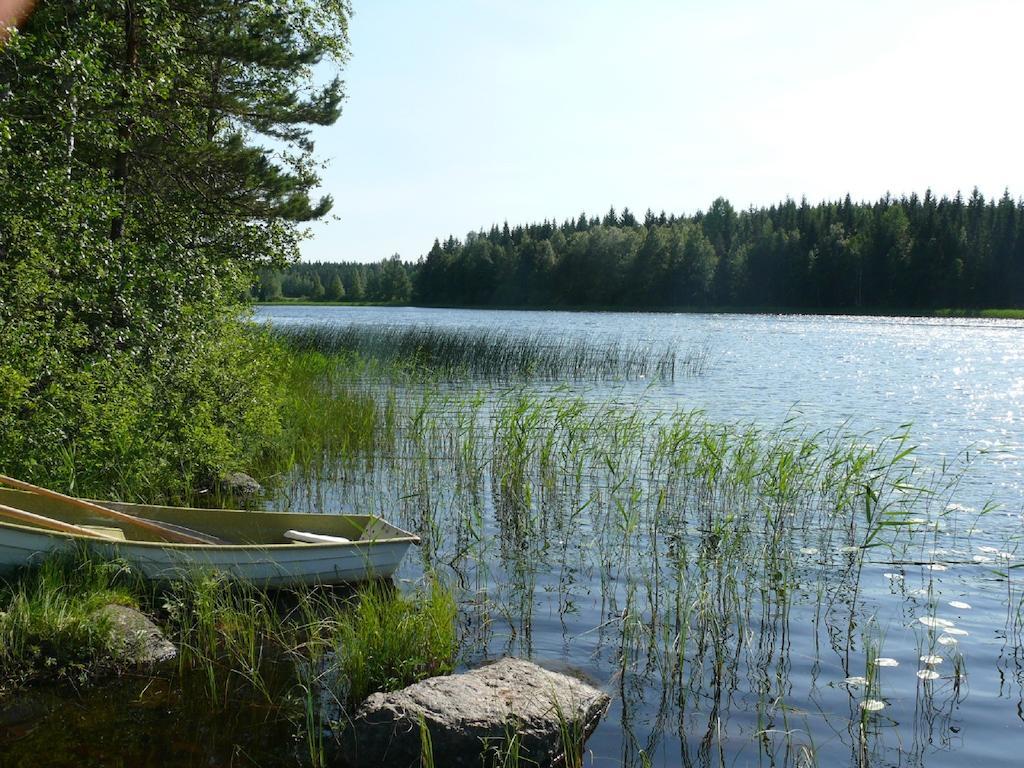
[334,581,457,707]
[256,340,998,767]
[272,323,701,381]
[160,572,458,765]
[0,546,459,768]
[0,549,142,686]
[161,572,459,707]
[933,308,1024,319]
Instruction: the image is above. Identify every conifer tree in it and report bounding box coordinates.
[327,274,345,301]
[310,272,326,300]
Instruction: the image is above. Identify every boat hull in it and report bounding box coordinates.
[0,489,418,587]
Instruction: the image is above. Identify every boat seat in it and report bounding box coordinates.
[80,525,127,541]
[283,530,351,545]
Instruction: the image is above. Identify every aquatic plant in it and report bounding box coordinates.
[272,323,692,381]
[161,573,458,711]
[261,345,998,767]
[333,580,458,707]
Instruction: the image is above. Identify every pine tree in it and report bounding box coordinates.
[380,255,412,302]
[349,269,366,301]
[310,273,326,300]
[0,0,351,491]
[326,273,345,301]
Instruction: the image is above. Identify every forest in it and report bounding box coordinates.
[256,255,412,303]
[270,191,1024,311]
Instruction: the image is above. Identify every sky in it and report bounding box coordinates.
[301,0,1024,263]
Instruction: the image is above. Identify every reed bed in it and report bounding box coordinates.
[266,347,995,768]
[273,323,698,381]
[163,574,458,708]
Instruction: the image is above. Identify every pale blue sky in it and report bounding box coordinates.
[302,0,1024,263]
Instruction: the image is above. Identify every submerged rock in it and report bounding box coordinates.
[95,604,177,666]
[217,471,263,498]
[338,657,609,768]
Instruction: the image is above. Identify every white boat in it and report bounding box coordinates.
[0,487,419,587]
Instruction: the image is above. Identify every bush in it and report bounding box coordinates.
[0,318,285,502]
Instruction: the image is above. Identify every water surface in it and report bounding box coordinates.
[5,307,1022,768]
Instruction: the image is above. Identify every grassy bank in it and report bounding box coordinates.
[0,552,141,687]
[259,298,1024,320]
[256,299,398,307]
[934,308,1024,319]
[0,550,458,748]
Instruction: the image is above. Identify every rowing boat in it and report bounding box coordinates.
[0,487,419,587]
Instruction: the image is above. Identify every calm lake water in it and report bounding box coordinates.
[3,306,1022,767]
[258,306,1024,768]
[260,305,1024,509]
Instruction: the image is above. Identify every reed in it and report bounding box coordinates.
[264,343,992,767]
[332,580,458,708]
[272,323,689,381]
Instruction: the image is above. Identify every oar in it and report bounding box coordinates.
[0,474,210,545]
[0,502,119,540]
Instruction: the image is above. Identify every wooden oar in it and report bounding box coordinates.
[0,474,209,545]
[0,502,118,540]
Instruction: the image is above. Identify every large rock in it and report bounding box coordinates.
[338,658,609,768]
[217,471,263,498]
[95,604,177,666]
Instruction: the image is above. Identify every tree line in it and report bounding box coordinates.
[275,191,1024,311]
[412,192,1023,311]
[256,255,412,303]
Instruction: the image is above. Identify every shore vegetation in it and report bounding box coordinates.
[0,0,350,501]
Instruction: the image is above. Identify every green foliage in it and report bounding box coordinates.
[271,190,1022,311]
[256,257,412,303]
[0,551,141,684]
[380,253,414,302]
[0,0,350,499]
[0,321,285,500]
[274,323,686,381]
[161,571,458,711]
[326,273,345,301]
[254,348,382,476]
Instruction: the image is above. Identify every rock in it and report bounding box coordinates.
[95,604,177,666]
[338,658,610,768]
[217,471,263,498]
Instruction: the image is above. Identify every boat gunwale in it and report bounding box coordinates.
[0,496,421,551]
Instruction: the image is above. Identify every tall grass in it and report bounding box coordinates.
[162,574,458,708]
[273,323,697,381]
[0,550,142,685]
[334,581,457,707]
[0,546,459,765]
[264,344,992,767]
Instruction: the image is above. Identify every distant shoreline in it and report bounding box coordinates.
[253,301,1024,320]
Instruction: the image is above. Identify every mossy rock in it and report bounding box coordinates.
[93,604,177,667]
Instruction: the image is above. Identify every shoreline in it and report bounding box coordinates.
[254,301,1024,320]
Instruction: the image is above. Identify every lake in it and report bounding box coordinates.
[258,306,1024,768]
[4,306,1022,767]
[260,305,1024,509]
